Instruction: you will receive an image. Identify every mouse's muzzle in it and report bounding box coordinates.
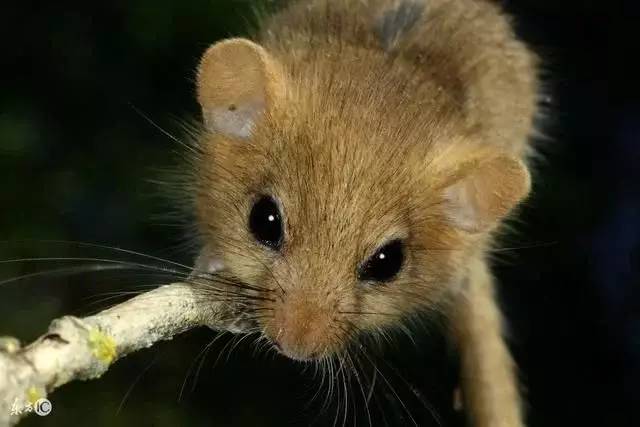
[265,288,341,361]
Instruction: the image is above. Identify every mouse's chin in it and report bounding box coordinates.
[270,340,331,362]
[277,347,323,362]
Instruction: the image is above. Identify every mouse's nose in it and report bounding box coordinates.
[267,291,335,361]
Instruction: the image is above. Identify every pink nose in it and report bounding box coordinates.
[268,295,333,361]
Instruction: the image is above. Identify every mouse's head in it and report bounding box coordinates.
[191,38,530,361]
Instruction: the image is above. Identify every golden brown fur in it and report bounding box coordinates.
[191,0,538,425]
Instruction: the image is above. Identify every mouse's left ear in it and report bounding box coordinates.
[442,155,531,233]
[196,38,286,138]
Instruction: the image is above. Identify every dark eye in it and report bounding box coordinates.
[358,239,404,282]
[249,195,283,250]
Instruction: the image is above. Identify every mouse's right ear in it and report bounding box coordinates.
[196,38,285,138]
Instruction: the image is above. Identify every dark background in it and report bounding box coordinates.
[1,0,638,426]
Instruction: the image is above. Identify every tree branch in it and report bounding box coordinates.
[0,283,228,426]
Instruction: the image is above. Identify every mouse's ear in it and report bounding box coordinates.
[196,38,285,138]
[442,155,531,233]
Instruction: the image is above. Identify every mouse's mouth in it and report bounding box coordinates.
[269,334,326,361]
[193,268,346,361]
[216,303,345,362]
[223,303,334,361]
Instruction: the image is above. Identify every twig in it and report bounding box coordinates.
[0,283,230,426]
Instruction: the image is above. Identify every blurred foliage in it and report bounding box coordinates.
[0,1,638,426]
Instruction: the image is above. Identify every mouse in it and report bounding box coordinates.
[187,0,538,425]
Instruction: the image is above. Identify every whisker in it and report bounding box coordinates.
[345,350,372,427]
[0,239,197,272]
[491,240,558,252]
[178,334,223,401]
[377,356,442,427]
[129,103,199,156]
[0,256,275,300]
[116,352,160,415]
[356,347,418,427]
[0,263,130,287]
[0,256,189,277]
[338,310,396,317]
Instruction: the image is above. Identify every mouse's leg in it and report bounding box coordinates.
[450,257,523,427]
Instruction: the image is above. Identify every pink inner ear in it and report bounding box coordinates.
[203,99,266,139]
[444,179,486,232]
[443,156,531,233]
